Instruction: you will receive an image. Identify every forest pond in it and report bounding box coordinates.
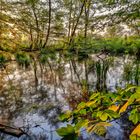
[0,54,139,140]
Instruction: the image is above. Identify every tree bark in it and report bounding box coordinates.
[84,0,91,39]
[69,0,86,45]
[43,0,52,48]
[68,0,73,40]
[31,4,40,45]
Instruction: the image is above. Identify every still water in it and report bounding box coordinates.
[0,54,139,140]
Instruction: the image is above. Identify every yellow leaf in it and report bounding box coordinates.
[113,96,121,103]
[119,101,129,114]
[96,122,112,127]
[131,124,140,137]
[136,98,140,102]
[121,86,136,95]
[86,100,97,107]
[90,92,100,100]
[109,105,120,112]
[100,112,108,121]
[86,125,94,133]
[86,122,111,133]
[90,123,108,136]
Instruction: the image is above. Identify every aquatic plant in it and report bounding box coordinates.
[123,62,134,84]
[0,54,6,65]
[0,53,11,68]
[39,48,57,64]
[95,57,114,91]
[134,61,140,86]
[15,52,32,68]
[123,60,140,85]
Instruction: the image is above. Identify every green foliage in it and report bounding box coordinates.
[0,52,11,68]
[62,36,140,56]
[123,60,140,85]
[15,52,32,68]
[106,0,115,5]
[129,109,140,125]
[1,35,140,68]
[39,48,57,64]
[0,54,6,64]
[97,111,108,121]
[91,124,106,136]
[95,57,114,91]
[59,111,72,122]
[57,86,140,139]
[56,124,78,140]
[123,62,134,83]
[26,0,39,5]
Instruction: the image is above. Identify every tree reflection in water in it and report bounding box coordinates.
[0,55,139,139]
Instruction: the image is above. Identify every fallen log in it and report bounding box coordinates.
[0,123,25,137]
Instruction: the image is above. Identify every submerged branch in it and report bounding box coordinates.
[0,123,25,137]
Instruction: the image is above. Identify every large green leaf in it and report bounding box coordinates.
[90,92,100,100]
[74,119,89,132]
[129,109,140,124]
[97,111,108,121]
[100,112,108,121]
[79,109,87,115]
[59,111,72,121]
[56,124,75,137]
[105,110,120,119]
[77,102,86,109]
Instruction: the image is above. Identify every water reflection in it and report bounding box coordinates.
[0,54,139,140]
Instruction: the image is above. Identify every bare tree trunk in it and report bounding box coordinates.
[43,0,51,48]
[71,2,76,33]
[84,0,91,90]
[29,25,34,50]
[31,4,40,45]
[84,0,91,39]
[68,0,72,40]
[69,0,86,45]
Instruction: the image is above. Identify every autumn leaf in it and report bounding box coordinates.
[86,100,97,107]
[109,105,120,112]
[90,92,100,100]
[131,124,140,136]
[119,101,129,114]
